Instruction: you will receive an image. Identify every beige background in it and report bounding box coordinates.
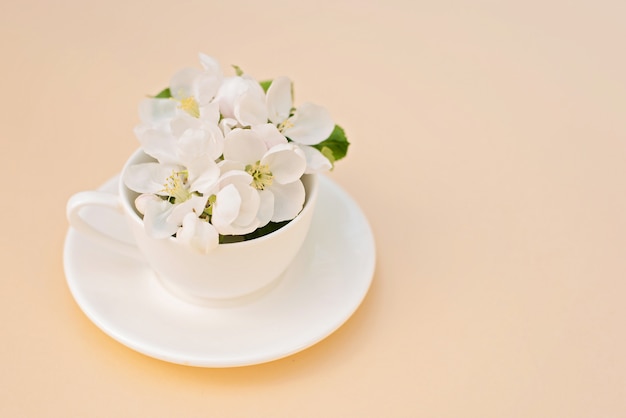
[2,0,625,416]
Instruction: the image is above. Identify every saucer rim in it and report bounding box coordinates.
[63,175,376,367]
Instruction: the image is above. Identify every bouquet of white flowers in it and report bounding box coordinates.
[123,53,349,254]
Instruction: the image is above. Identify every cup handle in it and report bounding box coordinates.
[66,191,143,260]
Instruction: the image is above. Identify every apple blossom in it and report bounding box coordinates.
[222,127,307,222]
[124,53,349,253]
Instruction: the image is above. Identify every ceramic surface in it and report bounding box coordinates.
[66,149,320,302]
[63,175,375,367]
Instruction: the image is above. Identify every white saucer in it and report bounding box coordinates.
[63,175,376,367]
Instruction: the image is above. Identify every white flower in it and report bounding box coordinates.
[214,75,268,127]
[265,76,335,173]
[266,76,334,144]
[298,144,332,173]
[124,156,220,248]
[134,101,224,168]
[124,53,348,253]
[134,54,225,165]
[176,212,219,254]
[169,53,223,113]
[222,127,307,223]
[137,54,223,124]
[209,170,264,236]
[136,192,210,241]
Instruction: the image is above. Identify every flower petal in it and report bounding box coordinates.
[169,67,202,100]
[175,126,207,157]
[176,212,219,254]
[198,53,221,73]
[234,90,268,127]
[194,73,222,105]
[138,98,177,125]
[214,76,262,120]
[199,101,220,125]
[231,182,260,227]
[223,129,267,164]
[217,169,253,187]
[251,123,288,149]
[283,102,334,145]
[134,193,161,215]
[187,156,220,194]
[218,159,246,174]
[212,184,242,225]
[194,54,223,105]
[167,194,209,227]
[299,144,332,173]
[261,143,306,184]
[211,169,261,235]
[269,180,305,222]
[124,162,178,194]
[257,189,274,228]
[266,76,292,125]
[176,122,225,162]
[142,198,178,239]
[134,125,179,165]
[169,113,201,137]
[219,117,239,136]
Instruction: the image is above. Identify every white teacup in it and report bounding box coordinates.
[67,148,319,306]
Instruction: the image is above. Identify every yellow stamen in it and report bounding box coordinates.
[179,96,200,118]
[162,170,191,203]
[246,161,274,190]
[278,119,294,132]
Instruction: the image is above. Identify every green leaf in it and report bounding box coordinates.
[153,87,172,99]
[312,124,350,162]
[219,221,290,244]
[242,221,290,240]
[219,234,245,244]
[259,79,272,93]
